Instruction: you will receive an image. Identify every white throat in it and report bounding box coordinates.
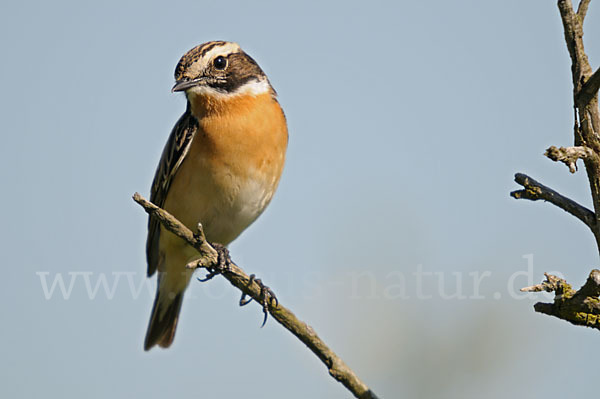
[186,79,272,100]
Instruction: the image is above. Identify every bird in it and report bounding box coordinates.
[144,41,288,350]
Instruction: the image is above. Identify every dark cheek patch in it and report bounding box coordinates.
[207,52,266,93]
[209,76,260,93]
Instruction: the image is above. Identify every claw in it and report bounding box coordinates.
[238,273,278,327]
[197,270,218,282]
[239,274,256,306]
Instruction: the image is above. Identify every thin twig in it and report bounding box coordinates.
[576,0,591,20]
[510,173,596,230]
[132,193,379,399]
[521,272,565,293]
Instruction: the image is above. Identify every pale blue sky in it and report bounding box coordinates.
[1,1,599,398]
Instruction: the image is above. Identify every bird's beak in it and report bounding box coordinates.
[171,78,204,93]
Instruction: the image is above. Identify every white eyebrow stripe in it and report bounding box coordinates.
[199,42,241,70]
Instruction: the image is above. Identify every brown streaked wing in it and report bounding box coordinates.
[146,102,198,276]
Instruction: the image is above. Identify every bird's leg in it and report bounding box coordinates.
[239,274,278,327]
[197,242,232,282]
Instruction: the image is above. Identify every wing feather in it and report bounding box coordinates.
[146,102,198,276]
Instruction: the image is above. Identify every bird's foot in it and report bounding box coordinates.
[239,274,278,327]
[197,242,232,282]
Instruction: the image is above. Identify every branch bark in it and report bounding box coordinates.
[576,66,600,106]
[521,270,600,330]
[132,193,379,399]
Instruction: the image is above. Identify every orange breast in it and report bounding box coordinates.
[162,92,288,247]
[192,92,288,183]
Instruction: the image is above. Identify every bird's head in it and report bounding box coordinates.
[172,41,273,98]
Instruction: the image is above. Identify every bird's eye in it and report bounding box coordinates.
[213,56,227,70]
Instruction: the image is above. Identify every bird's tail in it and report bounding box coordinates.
[144,285,184,351]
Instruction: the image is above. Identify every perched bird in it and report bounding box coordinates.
[144,41,288,350]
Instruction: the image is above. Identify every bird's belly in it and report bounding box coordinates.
[199,170,276,245]
[163,158,278,247]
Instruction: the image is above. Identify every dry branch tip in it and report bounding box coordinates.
[544,145,594,173]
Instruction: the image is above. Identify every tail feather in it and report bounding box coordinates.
[144,290,184,351]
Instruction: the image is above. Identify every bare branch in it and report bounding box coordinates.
[132,193,379,399]
[510,173,596,230]
[545,145,595,173]
[557,0,600,246]
[576,66,600,107]
[521,270,600,330]
[576,0,591,20]
[511,0,600,331]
